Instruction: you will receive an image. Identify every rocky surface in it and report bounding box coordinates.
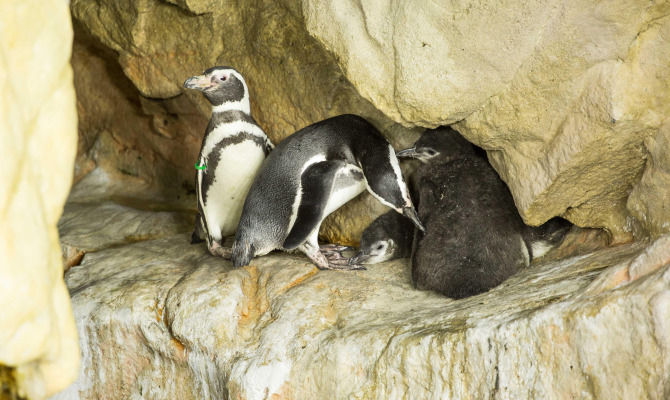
[0,1,80,398]
[70,0,670,241]
[628,120,670,238]
[52,197,670,399]
[304,0,670,240]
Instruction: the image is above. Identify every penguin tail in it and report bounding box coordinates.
[231,240,256,268]
[190,231,205,244]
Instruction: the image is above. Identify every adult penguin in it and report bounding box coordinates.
[232,114,424,270]
[183,66,273,257]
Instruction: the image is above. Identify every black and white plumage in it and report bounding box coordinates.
[349,211,414,265]
[398,127,570,299]
[231,114,424,270]
[184,66,274,257]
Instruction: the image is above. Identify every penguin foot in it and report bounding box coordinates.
[319,244,365,269]
[300,242,364,270]
[319,244,352,253]
[309,250,366,271]
[320,249,349,262]
[208,241,232,259]
[319,260,366,271]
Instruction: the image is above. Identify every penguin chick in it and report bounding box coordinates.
[184,66,274,257]
[349,211,414,265]
[232,114,424,271]
[398,127,568,299]
[523,217,572,261]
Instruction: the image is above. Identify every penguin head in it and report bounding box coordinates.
[396,126,477,164]
[183,66,250,113]
[350,238,397,265]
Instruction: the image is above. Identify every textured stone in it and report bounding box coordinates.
[58,200,194,261]
[0,0,80,398]
[54,215,670,399]
[303,0,670,239]
[628,119,670,237]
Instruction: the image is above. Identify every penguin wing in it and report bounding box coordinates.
[283,160,341,250]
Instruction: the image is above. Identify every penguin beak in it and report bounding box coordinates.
[396,147,419,159]
[402,206,425,232]
[184,75,214,91]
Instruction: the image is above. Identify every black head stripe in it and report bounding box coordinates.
[210,110,256,126]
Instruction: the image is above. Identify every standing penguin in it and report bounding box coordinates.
[231,114,424,270]
[348,211,414,265]
[184,66,274,257]
[397,127,570,298]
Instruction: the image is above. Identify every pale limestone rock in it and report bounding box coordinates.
[0,0,80,398]
[628,119,670,237]
[161,0,223,15]
[303,0,670,239]
[54,220,670,399]
[58,200,194,255]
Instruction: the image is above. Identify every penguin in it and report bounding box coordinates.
[183,66,274,257]
[348,211,414,265]
[522,217,572,260]
[397,127,570,299]
[231,114,424,270]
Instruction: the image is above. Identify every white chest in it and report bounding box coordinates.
[198,139,266,240]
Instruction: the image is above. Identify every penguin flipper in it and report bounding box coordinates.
[283,161,341,250]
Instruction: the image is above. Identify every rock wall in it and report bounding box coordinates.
[0,0,80,398]
[303,0,670,241]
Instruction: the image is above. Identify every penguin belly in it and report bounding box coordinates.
[322,165,367,217]
[203,141,266,241]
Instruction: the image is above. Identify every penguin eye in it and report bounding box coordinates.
[375,244,384,250]
[426,149,437,156]
[220,76,227,81]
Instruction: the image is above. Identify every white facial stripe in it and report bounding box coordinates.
[286,154,327,235]
[520,236,530,267]
[531,240,553,260]
[212,71,251,114]
[202,120,268,157]
[388,144,411,206]
[197,160,206,234]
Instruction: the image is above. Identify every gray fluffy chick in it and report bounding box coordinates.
[398,126,570,299]
[349,211,414,265]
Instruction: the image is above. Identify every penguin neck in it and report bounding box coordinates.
[212,99,251,115]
